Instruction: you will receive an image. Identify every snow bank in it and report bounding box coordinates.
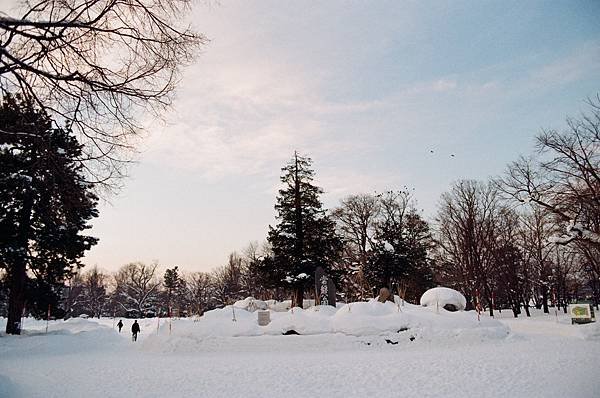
[234,297,268,311]
[0,317,128,359]
[139,299,508,353]
[420,287,467,311]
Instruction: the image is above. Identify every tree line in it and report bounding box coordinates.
[2,94,599,325]
[1,0,203,335]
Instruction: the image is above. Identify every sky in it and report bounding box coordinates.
[47,0,600,273]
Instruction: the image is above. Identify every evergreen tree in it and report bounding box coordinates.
[263,152,342,308]
[0,272,8,317]
[0,94,98,334]
[163,266,190,315]
[164,266,181,311]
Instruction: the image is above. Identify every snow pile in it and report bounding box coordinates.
[0,317,128,359]
[141,299,508,353]
[264,299,325,312]
[420,287,467,311]
[268,305,337,335]
[234,297,268,311]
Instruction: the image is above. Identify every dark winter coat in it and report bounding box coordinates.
[131,322,140,334]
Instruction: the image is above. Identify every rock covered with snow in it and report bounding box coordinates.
[420,287,467,312]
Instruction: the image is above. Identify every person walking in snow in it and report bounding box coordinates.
[131,320,140,342]
[117,320,123,333]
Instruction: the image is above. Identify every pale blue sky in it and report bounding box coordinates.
[82,0,600,272]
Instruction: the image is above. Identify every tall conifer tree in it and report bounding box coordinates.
[264,152,341,308]
[0,94,98,334]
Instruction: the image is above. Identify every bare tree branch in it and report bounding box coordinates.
[1,0,206,191]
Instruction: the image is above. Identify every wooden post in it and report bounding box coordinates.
[475,289,481,322]
[45,304,50,334]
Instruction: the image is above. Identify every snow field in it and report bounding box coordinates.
[1,305,599,398]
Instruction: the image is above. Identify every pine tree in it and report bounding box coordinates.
[164,266,190,315]
[164,266,181,313]
[0,273,9,317]
[263,152,342,308]
[0,94,98,334]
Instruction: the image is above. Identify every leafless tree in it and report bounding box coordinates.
[113,261,161,317]
[517,208,556,313]
[79,266,108,318]
[499,96,600,246]
[498,97,600,309]
[493,207,530,317]
[332,193,380,299]
[0,0,205,187]
[185,271,213,316]
[210,252,244,307]
[435,180,500,314]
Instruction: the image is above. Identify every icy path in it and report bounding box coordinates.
[1,314,599,398]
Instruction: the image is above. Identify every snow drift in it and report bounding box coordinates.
[139,299,509,353]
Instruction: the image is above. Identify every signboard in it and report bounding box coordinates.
[569,303,591,319]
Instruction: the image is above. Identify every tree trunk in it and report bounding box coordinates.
[5,192,33,335]
[542,286,549,314]
[293,286,304,309]
[6,264,27,334]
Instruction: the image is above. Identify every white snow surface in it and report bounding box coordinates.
[420,286,467,310]
[1,306,599,397]
[233,297,268,311]
[186,299,502,338]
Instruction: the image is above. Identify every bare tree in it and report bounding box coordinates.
[113,261,161,317]
[0,0,205,186]
[493,207,529,317]
[210,252,244,307]
[332,193,380,299]
[63,271,84,318]
[499,97,600,246]
[185,271,213,316]
[435,180,500,314]
[517,208,556,313]
[79,266,108,318]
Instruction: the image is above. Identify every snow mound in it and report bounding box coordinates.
[0,318,127,358]
[140,299,508,353]
[234,297,268,311]
[420,287,467,311]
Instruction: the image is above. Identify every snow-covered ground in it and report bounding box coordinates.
[1,303,599,398]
